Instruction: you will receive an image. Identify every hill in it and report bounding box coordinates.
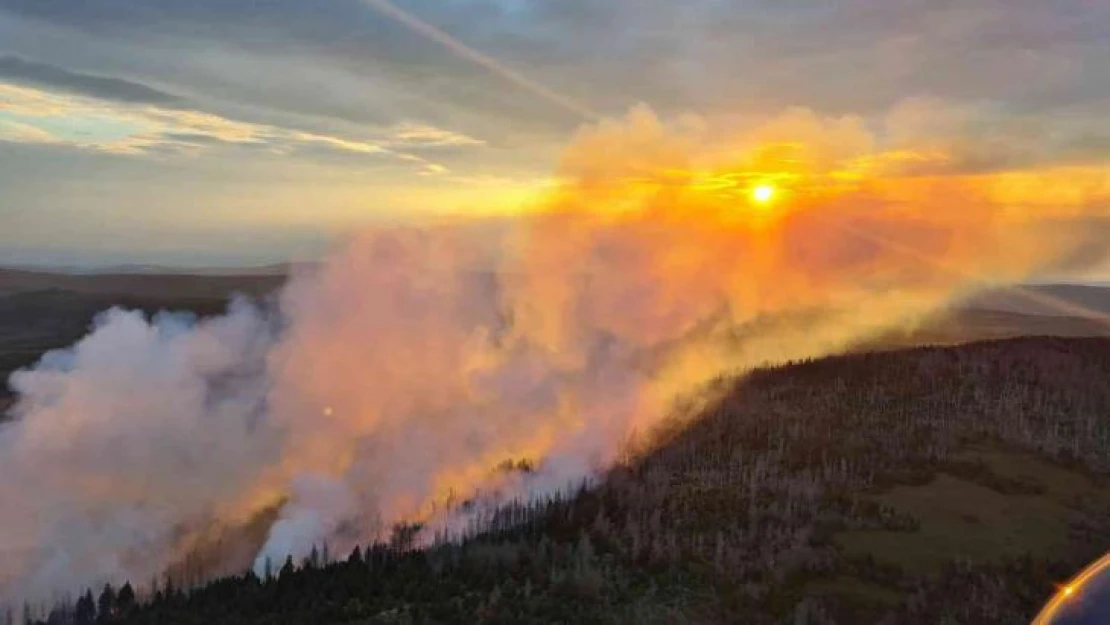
[960,284,1110,318]
[25,336,1110,624]
[865,308,1110,351]
[0,268,284,299]
[0,268,284,408]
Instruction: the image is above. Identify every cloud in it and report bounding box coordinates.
[4,0,1107,152]
[0,55,185,106]
[0,80,477,171]
[4,0,1105,162]
[388,122,485,147]
[0,1,599,132]
[0,118,58,144]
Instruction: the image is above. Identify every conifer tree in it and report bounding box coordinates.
[95,584,115,625]
[348,545,363,565]
[74,590,95,625]
[279,555,295,579]
[117,582,135,617]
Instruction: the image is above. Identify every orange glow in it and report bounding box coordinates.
[366,105,1110,531]
[221,105,1110,557]
[117,105,1110,588]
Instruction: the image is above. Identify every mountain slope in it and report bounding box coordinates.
[961,284,1110,317]
[32,337,1110,625]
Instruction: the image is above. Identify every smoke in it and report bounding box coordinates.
[0,301,277,600]
[2,102,1108,602]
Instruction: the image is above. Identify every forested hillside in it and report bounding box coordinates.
[19,336,1110,625]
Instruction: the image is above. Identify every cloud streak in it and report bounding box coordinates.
[360,0,600,121]
[0,79,482,171]
[0,55,185,106]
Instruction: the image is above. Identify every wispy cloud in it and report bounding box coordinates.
[0,118,58,144]
[0,80,482,172]
[389,122,486,147]
[0,55,186,106]
[394,151,451,176]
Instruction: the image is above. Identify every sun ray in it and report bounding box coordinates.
[360,0,600,121]
[836,222,1110,332]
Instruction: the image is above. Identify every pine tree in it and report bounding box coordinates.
[117,582,136,617]
[95,584,115,624]
[279,555,296,579]
[348,545,363,565]
[74,590,95,625]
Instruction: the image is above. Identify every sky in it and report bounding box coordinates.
[1,0,1108,269]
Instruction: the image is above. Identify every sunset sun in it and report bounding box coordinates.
[751,183,776,205]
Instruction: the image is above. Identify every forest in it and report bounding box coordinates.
[10,335,1109,624]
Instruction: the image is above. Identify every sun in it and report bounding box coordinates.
[751,184,776,205]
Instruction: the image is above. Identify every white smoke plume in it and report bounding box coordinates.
[2,102,1108,602]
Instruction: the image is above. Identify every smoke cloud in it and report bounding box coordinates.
[2,102,1108,602]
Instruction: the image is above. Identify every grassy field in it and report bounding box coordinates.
[807,442,1109,617]
[839,446,1107,573]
